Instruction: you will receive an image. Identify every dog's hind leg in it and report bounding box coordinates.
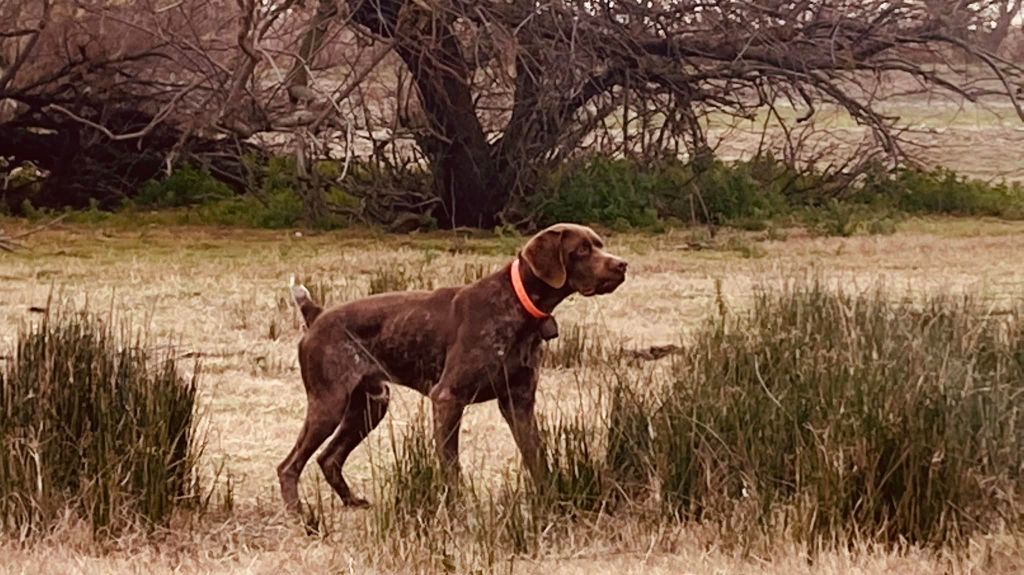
[277,343,363,514]
[277,398,346,514]
[316,377,390,506]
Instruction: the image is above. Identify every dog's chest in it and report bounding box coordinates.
[482,325,542,372]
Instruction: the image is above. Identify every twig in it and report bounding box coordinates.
[0,213,69,252]
[45,80,199,142]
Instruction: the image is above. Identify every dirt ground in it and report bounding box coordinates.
[1,218,1024,574]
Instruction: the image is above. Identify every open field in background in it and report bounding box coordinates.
[336,98,1024,183]
[2,218,1024,573]
[23,95,1021,234]
[705,100,1024,183]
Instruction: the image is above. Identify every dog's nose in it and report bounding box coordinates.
[614,260,628,274]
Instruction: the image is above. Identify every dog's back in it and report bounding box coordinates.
[291,277,475,391]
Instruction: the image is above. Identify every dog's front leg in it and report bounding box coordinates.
[499,392,548,482]
[499,387,549,486]
[429,385,465,491]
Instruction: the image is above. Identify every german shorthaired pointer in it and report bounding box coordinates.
[279,223,627,511]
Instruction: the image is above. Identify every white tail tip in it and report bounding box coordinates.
[289,274,311,304]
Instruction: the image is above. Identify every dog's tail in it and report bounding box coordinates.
[289,275,323,327]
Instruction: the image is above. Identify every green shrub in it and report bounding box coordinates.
[0,310,201,536]
[67,151,1024,231]
[245,156,322,228]
[656,282,1024,545]
[135,157,355,229]
[534,157,661,229]
[533,154,1022,231]
[533,155,795,229]
[857,166,1024,219]
[137,165,232,208]
[328,159,433,226]
[690,158,790,225]
[182,188,301,229]
[799,199,899,237]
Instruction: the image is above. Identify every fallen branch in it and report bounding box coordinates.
[624,344,683,362]
[0,213,69,252]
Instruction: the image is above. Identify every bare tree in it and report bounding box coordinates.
[923,0,1023,53]
[983,0,1024,53]
[332,0,1024,226]
[2,0,1023,227]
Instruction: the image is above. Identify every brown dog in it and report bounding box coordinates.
[278,223,627,511]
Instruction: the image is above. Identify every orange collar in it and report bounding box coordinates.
[511,258,549,319]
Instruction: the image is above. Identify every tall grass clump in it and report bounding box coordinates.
[542,323,605,368]
[368,264,435,295]
[371,413,448,543]
[367,371,659,569]
[656,282,1024,546]
[0,310,202,537]
[369,411,472,571]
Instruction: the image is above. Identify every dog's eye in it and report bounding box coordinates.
[575,243,590,257]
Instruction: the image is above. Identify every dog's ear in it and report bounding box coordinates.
[521,226,567,288]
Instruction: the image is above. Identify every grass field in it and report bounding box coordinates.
[704,99,1024,183]
[2,217,1024,573]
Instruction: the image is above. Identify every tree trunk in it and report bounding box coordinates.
[392,19,503,227]
[348,0,505,228]
[981,0,1022,55]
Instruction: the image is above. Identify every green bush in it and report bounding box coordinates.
[534,157,661,229]
[534,155,1023,231]
[534,155,797,229]
[134,157,356,229]
[0,310,202,536]
[656,283,1024,545]
[862,167,1024,218]
[230,156,314,228]
[136,165,233,208]
[690,157,790,224]
[103,153,1024,231]
[798,199,899,237]
[259,187,307,228]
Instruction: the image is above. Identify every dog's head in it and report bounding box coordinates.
[520,223,627,296]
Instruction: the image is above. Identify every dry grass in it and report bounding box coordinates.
[2,219,1024,573]
[1,526,1021,574]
